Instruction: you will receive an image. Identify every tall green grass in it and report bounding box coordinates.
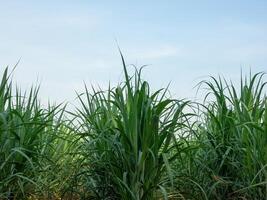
[0,58,266,200]
[193,73,267,199]
[0,68,80,199]
[75,54,191,199]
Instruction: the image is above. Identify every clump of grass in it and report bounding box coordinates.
[75,53,191,199]
[0,68,80,199]
[0,67,49,198]
[194,73,267,199]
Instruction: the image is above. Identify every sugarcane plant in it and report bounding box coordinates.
[196,73,267,199]
[75,53,191,199]
[0,67,65,199]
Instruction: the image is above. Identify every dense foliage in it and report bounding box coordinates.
[0,56,266,200]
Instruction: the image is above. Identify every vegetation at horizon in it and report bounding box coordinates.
[0,55,266,200]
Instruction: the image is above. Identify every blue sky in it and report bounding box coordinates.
[0,1,267,103]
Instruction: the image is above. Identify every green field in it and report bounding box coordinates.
[1,55,267,200]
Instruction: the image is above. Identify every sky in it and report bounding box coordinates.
[0,0,267,104]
